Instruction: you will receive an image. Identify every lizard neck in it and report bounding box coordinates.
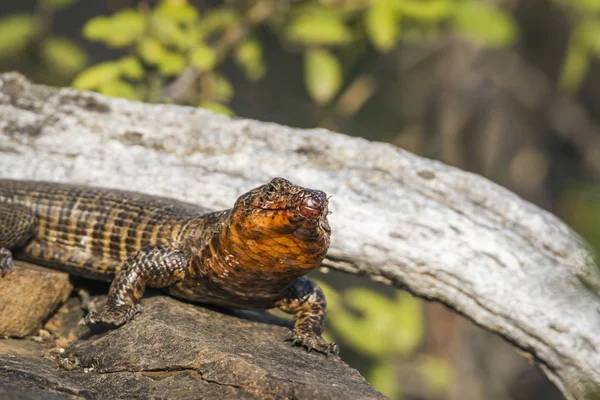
[179,209,329,305]
[208,216,329,281]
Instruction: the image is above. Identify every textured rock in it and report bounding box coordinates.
[0,262,72,337]
[0,284,384,400]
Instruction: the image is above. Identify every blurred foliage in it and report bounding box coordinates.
[317,280,453,399]
[304,48,342,105]
[41,37,88,76]
[560,185,600,257]
[0,0,597,109]
[0,14,37,55]
[0,2,88,83]
[0,0,522,117]
[558,0,600,92]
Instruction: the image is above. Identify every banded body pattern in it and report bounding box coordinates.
[0,179,209,280]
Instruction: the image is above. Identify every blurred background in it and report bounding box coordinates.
[2,0,599,398]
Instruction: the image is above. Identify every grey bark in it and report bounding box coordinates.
[1,72,599,400]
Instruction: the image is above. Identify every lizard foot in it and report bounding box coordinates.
[0,248,15,277]
[286,329,339,356]
[84,303,142,327]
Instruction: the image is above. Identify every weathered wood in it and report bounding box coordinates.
[1,72,599,399]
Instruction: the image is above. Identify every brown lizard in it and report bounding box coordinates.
[0,177,337,355]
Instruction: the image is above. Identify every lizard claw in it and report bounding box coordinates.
[326,343,339,357]
[84,303,141,327]
[285,329,339,356]
[0,248,15,277]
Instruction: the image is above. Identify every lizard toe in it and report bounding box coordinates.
[0,248,15,278]
[285,329,338,356]
[84,303,141,327]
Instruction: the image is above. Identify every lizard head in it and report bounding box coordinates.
[233,177,331,239]
[228,177,331,271]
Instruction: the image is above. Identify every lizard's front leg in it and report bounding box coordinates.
[276,277,338,355]
[0,202,37,277]
[85,244,189,326]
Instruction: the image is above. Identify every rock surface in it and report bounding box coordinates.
[0,263,384,400]
[0,262,72,337]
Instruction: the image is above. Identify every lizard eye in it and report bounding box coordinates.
[266,183,277,195]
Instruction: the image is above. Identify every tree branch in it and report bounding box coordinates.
[1,72,598,400]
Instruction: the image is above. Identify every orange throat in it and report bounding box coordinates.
[210,217,329,280]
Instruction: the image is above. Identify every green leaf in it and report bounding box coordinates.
[304,48,343,105]
[0,14,37,56]
[158,52,186,75]
[327,288,423,358]
[367,361,399,400]
[154,2,199,24]
[83,10,145,48]
[580,19,600,55]
[286,7,352,45]
[558,19,600,93]
[235,38,266,81]
[189,44,217,71]
[570,0,600,13]
[41,0,78,9]
[559,187,600,257]
[82,17,110,41]
[418,356,453,396]
[398,0,451,22]
[98,79,138,99]
[72,61,121,90]
[137,38,166,65]
[40,36,88,75]
[390,291,423,355]
[198,101,234,116]
[215,74,234,102]
[560,45,590,93]
[559,23,591,93]
[119,56,145,79]
[149,14,189,50]
[451,1,517,47]
[197,8,239,36]
[365,0,399,52]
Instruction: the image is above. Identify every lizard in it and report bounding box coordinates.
[0,177,337,355]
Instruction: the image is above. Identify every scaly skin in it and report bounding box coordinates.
[0,177,337,355]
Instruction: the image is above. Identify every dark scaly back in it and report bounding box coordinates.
[0,179,211,280]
